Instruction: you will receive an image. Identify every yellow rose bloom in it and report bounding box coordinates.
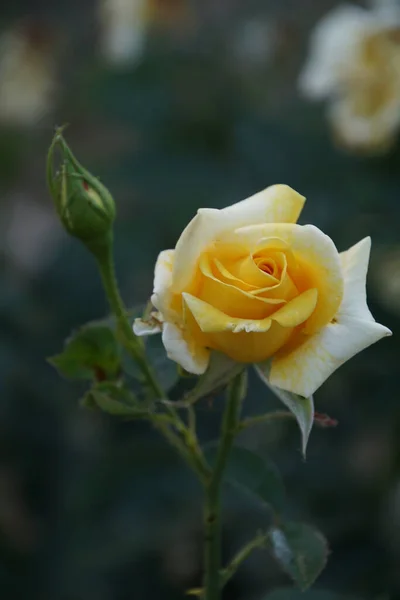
[134,185,391,397]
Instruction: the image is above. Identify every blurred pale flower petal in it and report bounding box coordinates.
[99,0,192,68]
[99,0,147,67]
[0,24,56,126]
[299,3,400,153]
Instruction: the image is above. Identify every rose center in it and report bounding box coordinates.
[255,257,278,277]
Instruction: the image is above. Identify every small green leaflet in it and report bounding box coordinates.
[255,361,314,457]
[267,521,328,591]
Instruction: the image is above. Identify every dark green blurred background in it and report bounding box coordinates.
[0,1,399,599]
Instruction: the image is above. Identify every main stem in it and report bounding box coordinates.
[94,239,164,399]
[203,372,244,600]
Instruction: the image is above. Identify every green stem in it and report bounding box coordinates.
[153,419,210,485]
[221,531,267,587]
[238,410,294,432]
[95,241,164,400]
[94,240,211,483]
[203,372,245,600]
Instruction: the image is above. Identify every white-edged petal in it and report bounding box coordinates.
[150,249,175,315]
[221,184,305,229]
[99,0,147,67]
[269,316,391,397]
[162,322,210,375]
[133,312,163,336]
[171,185,305,293]
[338,236,374,320]
[269,236,392,397]
[298,4,371,99]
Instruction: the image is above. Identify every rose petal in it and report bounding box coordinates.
[183,291,294,362]
[338,236,374,320]
[171,185,305,293]
[212,257,262,291]
[183,288,317,333]
[162,322,209,375]
[232,251,299,300]
[183,293,273,333]
[223,223,343,333]
[269,317,391,397]
[151,249,175,316]
[271,288,318,327]
[133,313,163,336]
[269,237,392,396]
[199,253,285,320]
[210,320,293,363]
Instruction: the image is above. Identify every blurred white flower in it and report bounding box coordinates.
[0,24,56,126]
[99,0,191,67]
[299,3,400,152]
[99,0,148,67]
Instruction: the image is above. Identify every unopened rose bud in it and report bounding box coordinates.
[47,129,115,256]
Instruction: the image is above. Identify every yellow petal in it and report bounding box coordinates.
[209,320,293,363]
[161,321,209,375]
[271,288,318,327]
[228,253,280,288]
[171,185,305,293]
[222,223,343,333]
[222,184,305,229]
[198,254,285,320]
[212,257,261,292]
[183,293,273,333]
[183,291,294,362]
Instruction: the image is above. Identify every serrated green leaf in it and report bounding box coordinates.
[204,444,285,513]
[49,324,121,381]
[268,522,328,590]
[82,382,142,416]
[184,352,244,405]
[255,362,314,456]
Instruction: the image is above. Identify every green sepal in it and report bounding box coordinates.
[255,361,314,457]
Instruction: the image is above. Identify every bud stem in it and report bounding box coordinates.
[95,242,164,400]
